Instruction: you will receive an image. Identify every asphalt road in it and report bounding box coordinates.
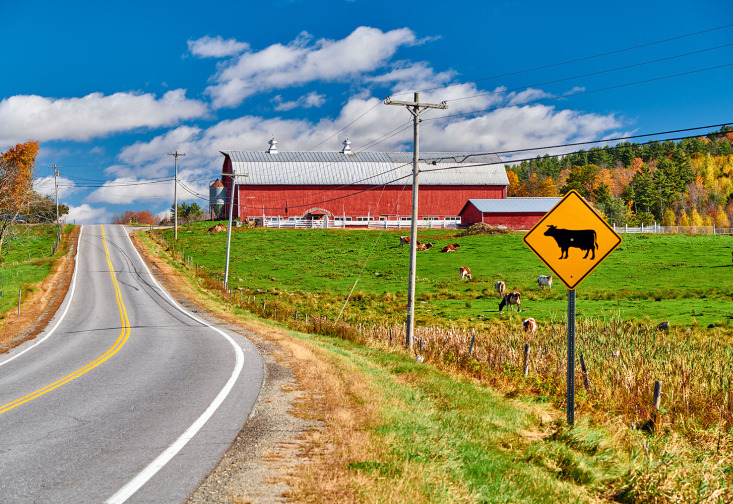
[0,225,264,503]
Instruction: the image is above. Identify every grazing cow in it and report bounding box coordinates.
[522,318,537,335]
[543,225,598,260]
[499,292,521,312]
[441,244,456,253]
[494,280,506,298]
[538,275,553,290]
[459,266,472,280]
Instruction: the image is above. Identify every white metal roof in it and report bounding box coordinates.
[220,150,507,186]
[465,197,562,213]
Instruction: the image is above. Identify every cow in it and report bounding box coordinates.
[522,318,537,335]
[538,275,553,290]
[399,236,422,247]
[543,225,598,260]
[441,244,456,253]
[499,292,521,312]
[494,280,505,298]
[451,243,461,248]
[459,266,472,280]
[416,242,434,251]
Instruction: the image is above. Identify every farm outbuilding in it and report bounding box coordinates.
[219,139,508,224]
[459,197,562,230]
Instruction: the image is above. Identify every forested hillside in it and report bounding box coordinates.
[506,126,733,227]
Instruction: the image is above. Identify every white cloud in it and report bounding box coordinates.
[85,176,208,206]
[34,176,78,199]
[66,204,112,225]
[188,35,249,58]
[0,90,208,145]
[272,91,326,111]
[206,26,417,108]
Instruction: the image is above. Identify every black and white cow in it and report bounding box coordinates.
[499,292,521,312]
[544,225,598,260]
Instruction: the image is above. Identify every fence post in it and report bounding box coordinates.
[469,329,476,357]
[18,289,21,318]
[523,343,530,376]
[652,381,662,431]
[579,352,590,392]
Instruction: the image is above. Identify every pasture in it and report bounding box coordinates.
[0,225,67,322]
[157,223,733,331]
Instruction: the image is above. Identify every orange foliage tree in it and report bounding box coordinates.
[111,210,158,226]
[0,141,39,255]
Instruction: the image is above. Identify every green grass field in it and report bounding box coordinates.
[0,225,68,322]
[157,223,733,330]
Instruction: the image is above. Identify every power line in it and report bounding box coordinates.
[391,23,733,97]
[421,63,733,123]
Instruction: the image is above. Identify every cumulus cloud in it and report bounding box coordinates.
[272,92,326,111]
[34,176,78,199]
[206,26,417,108]
[66,204,112,225]
[188,35,249,58]
[85,176,208,206]
[0,90,208,145]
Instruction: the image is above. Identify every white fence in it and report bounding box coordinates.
[260,217,459,229]
[613,223,733,235]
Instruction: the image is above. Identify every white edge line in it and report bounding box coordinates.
[106,228,246,504]
[0,226,83,368]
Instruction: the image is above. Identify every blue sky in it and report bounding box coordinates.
[1,0,732,224]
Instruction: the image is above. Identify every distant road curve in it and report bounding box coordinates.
[0,224,264,503]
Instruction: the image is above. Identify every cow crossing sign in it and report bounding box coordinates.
[523,190,621,290]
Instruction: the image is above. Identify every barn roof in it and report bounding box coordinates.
[462,197,562,214]
[220,150,507,186]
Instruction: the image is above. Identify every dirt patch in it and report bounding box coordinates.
[0,226,79,353]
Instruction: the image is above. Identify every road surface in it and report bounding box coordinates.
[0,225,264,503]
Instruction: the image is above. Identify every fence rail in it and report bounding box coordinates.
[612,223,733,235]
[260,218,458,229]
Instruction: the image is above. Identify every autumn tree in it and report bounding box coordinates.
[112,210,158,225]
[0,141,39,255]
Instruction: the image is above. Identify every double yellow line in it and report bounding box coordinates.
[0,225,130,415]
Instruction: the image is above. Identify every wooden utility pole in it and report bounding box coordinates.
[168,151,185,240]
[49,165,62,224]
[385,93,446,350]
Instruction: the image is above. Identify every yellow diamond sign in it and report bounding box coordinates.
[523,190,621,290]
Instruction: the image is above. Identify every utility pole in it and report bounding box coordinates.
[385,92,447,350]
[49,165,62,224]
[168,151,185,240]
[223,171,247,289]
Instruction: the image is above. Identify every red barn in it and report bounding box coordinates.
[459,197,561,230]
[220,139,508,224]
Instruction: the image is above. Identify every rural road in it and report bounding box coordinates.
[0,225,264,503]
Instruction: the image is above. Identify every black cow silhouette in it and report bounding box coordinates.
[544,225,597,260]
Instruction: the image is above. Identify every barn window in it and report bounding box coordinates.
[356,216,373,221]
[445,216,460,221]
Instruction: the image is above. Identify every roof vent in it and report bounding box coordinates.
[341,138,353,155]
[267,137,278,154]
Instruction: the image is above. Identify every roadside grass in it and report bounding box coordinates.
[137,228,733,503]
[0,224,70,322]
[157,223,733,329]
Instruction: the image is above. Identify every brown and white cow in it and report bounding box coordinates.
[399,236,420,247]
[441,244,456,253]
[459,266,472,280]
[494,280,506,298]
[522,317,537,335]
[499,292,521,312]
[416,242,434,251]
[538,275,553,290]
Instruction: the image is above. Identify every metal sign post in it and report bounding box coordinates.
[566,288,576,425]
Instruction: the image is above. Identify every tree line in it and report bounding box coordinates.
[506,126,733,227]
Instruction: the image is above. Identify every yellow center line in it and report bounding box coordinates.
[0,225,131,415]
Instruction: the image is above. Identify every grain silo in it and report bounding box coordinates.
[209,179,227,220]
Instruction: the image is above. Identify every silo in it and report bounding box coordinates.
[209,179,227,220]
